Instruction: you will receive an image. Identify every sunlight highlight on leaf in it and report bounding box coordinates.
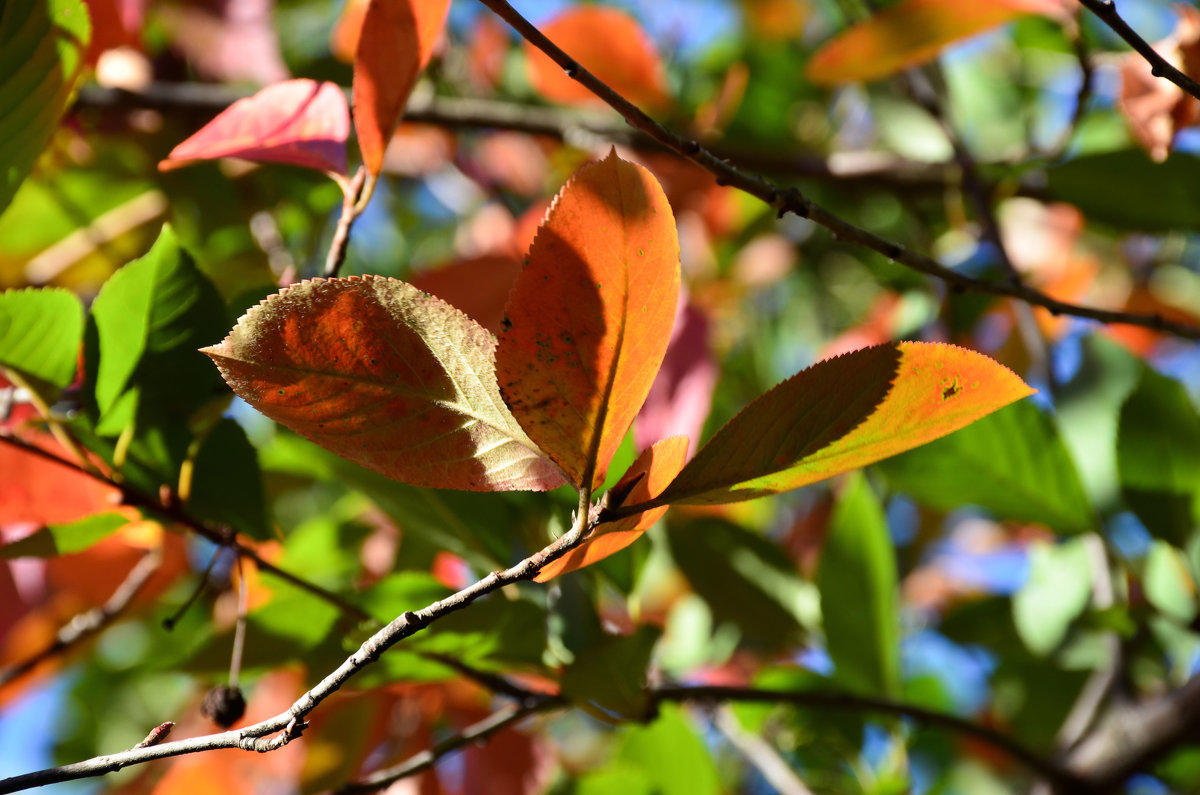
[203,276,566,492]
[158,79,349,175]
[497,151,680,490]
[659,342,1034,505]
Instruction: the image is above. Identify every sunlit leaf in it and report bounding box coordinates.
[409,255,521,337]
[1,513,128,559]
[0,287,83,392]
[817,473,900,696]
[878,400,1093,533]
[524,6,671,110]
[203,275,566,492]
[1117,368,1200,544]
[158,79,349,175]
[353,0,449,176]
[0,0,90,216]
[804,0,1060,85]
[497,151,680,490]
[1013,538,1091,656]
[634,302,716,453]
[1144,540,1198,623]
[535,436,689,581]
[617,704,721,795]
[659,342,1033,505]
[0,435,120,525]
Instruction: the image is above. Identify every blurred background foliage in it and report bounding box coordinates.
[6,0,1200,793]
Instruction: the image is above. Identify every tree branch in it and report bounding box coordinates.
[0,547,161,688]
[335,697,563,794]
[0,493,593,794]
[1077,0,1200,101]
[0,433,370,623]
[473,0,1200,341]
[713,705,815,795]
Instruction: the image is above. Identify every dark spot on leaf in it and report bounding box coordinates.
[942,379,963,400]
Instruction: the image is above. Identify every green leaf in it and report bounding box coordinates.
[1,513,128,558]
[667,518,812,649]
[1046,150,1200,232]
[186,418,271,540]
[817,472,900,696]
[1144,541,1198,624]
[1012,538,1092,656]
[0,286,83,392]
[616,703,720,795]
[415,597,549,669]
[1117,368,1200,544]
[0,0,90,216]
[658,342,1032,505]
[560,626,660,721]
[87,224,227,431]
[878,400,1093,533]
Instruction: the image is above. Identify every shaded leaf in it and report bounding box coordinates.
[535,436,689,581]
[0,287,83,392]
[878,400,1093,533]
[804,0,1059,85]
[185,418,270,541]
[1,513,128,558]
[497,152,680,490]
[818,473,900,696]
[1046,150,1200,233]
[353,0,449,176]
[159,79,349,175]
[408,255,521,337]
[1013,538,1091,656]
[635,301,716,453]
[667,518,811,649]
[204,275,565,492]
[561,626,660,721]
[1117,368,1200,544]
[87,224,227,432]
[0,0,90,216]
[659,342,1033,505]
[524,6,671,110]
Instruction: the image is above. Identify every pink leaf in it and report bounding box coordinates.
[159,79,349,176]
[635,299,716,454]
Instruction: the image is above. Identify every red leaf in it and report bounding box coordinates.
[159,79,349,175]
[523,6,671,110]
[659,342,1034,505]
[635,300,716,454]
[159,0,288,86]
[0,436,118,525]
[203,276,566,492]
[408,255,522,337]
[496,151,681,490]
[805,0,1066,85]
[535,436,689,581]
[353,0,450,176]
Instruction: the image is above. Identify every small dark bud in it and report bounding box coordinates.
[201,684,246,728]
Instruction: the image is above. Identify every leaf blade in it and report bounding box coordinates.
[497,152,681,490]
[0,286,83,392]
[204,275,565,492]
[660,342,1034,505]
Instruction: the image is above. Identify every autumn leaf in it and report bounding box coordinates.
[1118,5,1200,163]
[159,79,349,175]
[353,0,450,176]
[523,6,671,110]
[657,342,1034,505]
[408,255,521,337]
[535,436,689,581]
[203,275,566,492]
[497,152,680,490]
[805,0,1064,86]
[634,301,716,453]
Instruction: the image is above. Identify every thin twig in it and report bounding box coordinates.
[416,652,540,702]
[0,433,370,623]
[653,685,1082,792]
[1078,0,1200,101]
[0,547,161,688]
[713,705,815,795]
[474,0,1200,340]
[324,168,369,278]
[1048,11,1095,158]
[0,489,593,794]
[335,697,562,794]
[228,556,248,689]
[162,544,224,630]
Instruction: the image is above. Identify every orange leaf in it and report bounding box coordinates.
[158,79,349,175]
[408,255,522,337]
[536,436,689,581]
[659,342,1034,505]
[203,276,565,492]
[496,151,681,490]
[523,6,671,110]
[805,0,1063,86]
[353,0,450,176]
[0,436,118,525]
